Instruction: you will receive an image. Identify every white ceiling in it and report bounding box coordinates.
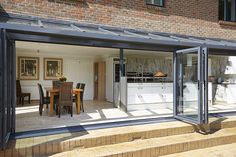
[16,41,172,58]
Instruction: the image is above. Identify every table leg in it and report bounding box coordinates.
[50,93,54,116]
[77,92,81,114]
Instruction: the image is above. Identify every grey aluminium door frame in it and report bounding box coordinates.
[202,47,208,124]
[0,29,16,150]
[173,46,208,124]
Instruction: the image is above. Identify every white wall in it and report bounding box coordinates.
[16,50,98,100]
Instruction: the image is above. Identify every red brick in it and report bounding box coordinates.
[0,0,235,40]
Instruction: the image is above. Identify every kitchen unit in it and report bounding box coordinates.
[121,77,173,111]
[120,77,213,111]
[214,83,236,104]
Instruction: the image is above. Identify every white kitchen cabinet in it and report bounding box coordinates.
[223,84,236,104]
[215,84,227,102]
[183,83,198,102]
[126,82,212,111]
[184,82,212,104]
[127,83,173,111]
[226,84,236,103]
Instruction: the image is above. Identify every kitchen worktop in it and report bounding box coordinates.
[213,82,236,85]
[127,76,173,83]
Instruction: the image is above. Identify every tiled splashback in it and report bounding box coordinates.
[126,56,172,77]
[125,55,236,82]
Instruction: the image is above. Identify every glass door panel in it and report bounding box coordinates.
[174,47,208,124]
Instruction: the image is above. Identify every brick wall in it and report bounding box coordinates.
[0,0,236,40]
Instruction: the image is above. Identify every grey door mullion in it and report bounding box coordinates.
[173,52,177,117]
[179,54,183,114]
[0,29,13,149]
[3,29,8,148]
[197,47,202,124]
[0,29,8,149]
[203,47,208,124]
[0,29,4,150]
[6,39,12,134]
[3,29,11,148]
[11,41,16,133]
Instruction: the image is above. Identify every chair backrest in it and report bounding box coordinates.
[80,83,85,90]
[16,80,22,97]
[52,80,61,89]
[79,83,85,99]
[76,83,81,89]
[37,83,44,105]
[76,83,85,90]
[59,82,73,105]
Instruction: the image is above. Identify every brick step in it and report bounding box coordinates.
[1,121,195,157]
[50,127,236,157]
[161,142,236,157]
[1,115,236,157]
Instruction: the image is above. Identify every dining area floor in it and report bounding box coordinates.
[15,100,173,132]
[16,100,236,132]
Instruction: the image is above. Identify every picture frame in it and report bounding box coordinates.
[18,57,39,80]
[44,58,63,80]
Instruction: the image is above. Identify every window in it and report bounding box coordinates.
[146,0,164,7]
[219,0,236,22]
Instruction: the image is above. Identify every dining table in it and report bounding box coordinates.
[45,87,83,116]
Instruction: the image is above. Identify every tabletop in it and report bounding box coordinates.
[45,87,83,93]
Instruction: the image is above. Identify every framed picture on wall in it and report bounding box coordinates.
[44,58,63,80]
[18,57,40,80]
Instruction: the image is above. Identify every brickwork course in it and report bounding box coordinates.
[1,0,236,40]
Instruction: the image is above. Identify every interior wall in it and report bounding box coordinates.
[16,49,99,100]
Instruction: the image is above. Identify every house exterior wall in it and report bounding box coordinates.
[0,1,236,40]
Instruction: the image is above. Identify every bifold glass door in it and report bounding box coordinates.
[0,30,16,149]
[174,47,208,124]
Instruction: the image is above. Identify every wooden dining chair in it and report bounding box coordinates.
[56,82,73,118]
[80,83,85,112]
[73,83,85,112]
[16,80,31,105]
[37,83,50,116]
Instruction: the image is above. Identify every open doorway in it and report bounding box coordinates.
[208,53,236,113]
[15,41,174,132]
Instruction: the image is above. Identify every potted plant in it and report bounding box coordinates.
[58,76,67,82]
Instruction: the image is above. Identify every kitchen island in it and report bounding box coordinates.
[120,77,173,111]
[120,77,213,111]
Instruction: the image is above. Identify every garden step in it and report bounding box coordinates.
[1,115,236,157]
[161,142,236,157]
[50,127,236,157]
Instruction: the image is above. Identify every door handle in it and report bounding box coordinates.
[198,80,200,90]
